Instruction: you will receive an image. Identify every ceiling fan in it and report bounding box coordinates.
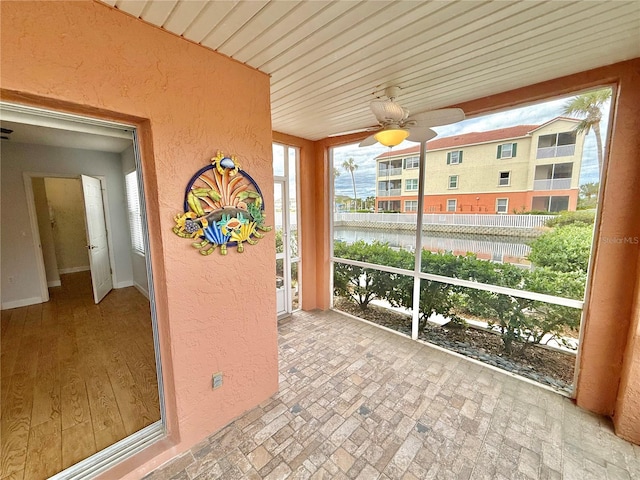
[356,86,465,147]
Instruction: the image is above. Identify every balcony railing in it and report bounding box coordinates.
[378,167,402,176]
[533,178,572,190]
[536,144,576,159]
[377,188,401,197]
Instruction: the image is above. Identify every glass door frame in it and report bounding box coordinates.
[273,143,301,318]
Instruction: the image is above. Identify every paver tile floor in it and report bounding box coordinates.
[144,310,640,480]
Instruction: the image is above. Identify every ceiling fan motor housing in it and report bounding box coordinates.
[370,99,409,125]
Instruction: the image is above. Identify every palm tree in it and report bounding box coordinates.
[562,89,611,179]
[579,182,599,200]
[342,158,358,211]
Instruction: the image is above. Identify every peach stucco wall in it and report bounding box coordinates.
[1,1,278,477]
[614,253,640,442]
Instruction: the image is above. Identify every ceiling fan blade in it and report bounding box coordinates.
[407,127,438,143]
[407,108,465,128]
[359,134,380,147]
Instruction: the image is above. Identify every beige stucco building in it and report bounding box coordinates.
[376,117,586,214]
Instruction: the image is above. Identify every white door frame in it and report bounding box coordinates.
[275,179,291,317]
[23,172,118,300]
[3,101,166,479]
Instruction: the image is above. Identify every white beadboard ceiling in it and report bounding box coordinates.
[100,0,640,141]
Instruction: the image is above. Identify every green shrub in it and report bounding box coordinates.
[545,210,595,227]
[528,224,593,273]
[333,240,585,354]
[333,241,409,310]
[512,209,559,215]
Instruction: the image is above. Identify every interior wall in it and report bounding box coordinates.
[0,142,134,308]
[44,177,90,274]
[121,145,149,298]
[0,1,277,477]
[31,177,60,287]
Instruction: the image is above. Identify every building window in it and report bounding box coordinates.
[533,162,573,190]
[404,200,418,212]
[497,142,517,159]
[531,196,570,212]
[405,178,418,191]
[498,171,511,186]
[404,156,419,169]
[446,150,463,165]
[496,198,509,214]
[448,175,458,189]
[447,199,457,212]
[125,171,145,255]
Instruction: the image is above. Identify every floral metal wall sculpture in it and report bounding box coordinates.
[173,152,272,255]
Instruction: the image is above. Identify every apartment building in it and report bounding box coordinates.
[376,117,586,214]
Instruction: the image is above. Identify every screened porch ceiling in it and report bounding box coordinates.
[100,0,640,141]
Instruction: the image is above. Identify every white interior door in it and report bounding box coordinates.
[81,175,113,303]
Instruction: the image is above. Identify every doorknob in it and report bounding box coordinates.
[86,244,97,250]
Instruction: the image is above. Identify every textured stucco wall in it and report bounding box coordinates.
[614,253,640,442]
[0,1,277,477]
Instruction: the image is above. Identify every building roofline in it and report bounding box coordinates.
[376,116,582,160]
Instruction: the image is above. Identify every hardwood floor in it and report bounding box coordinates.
[1,272,160,479]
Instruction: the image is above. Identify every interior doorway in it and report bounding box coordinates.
[0,102,164,479]
[28,174,115,306]
[273,143,301,318]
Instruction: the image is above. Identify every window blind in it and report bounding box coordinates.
[125,171,145,254]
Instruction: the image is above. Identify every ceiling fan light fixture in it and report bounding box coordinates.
[374,128,409,147]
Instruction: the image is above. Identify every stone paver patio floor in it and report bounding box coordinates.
[144,310,640,480]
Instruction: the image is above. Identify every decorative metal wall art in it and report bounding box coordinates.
[173,152,271,255]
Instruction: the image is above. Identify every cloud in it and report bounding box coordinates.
[332,143,389,198]
[330,91,611,198]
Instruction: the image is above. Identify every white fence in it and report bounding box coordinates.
[334,212,555,229]
[335,227,532,260]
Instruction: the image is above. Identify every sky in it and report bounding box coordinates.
[332,90,611,199]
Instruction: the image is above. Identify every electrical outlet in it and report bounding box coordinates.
[212,372,223,389]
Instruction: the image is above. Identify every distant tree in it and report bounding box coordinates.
[562,89,611,179]
[333,167,341,179]
[342,158,358,210]
[579,182,599,200]
[365,196,376,210]
[577,182,600,210]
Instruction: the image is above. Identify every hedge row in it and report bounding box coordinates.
[333,241,586,354]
